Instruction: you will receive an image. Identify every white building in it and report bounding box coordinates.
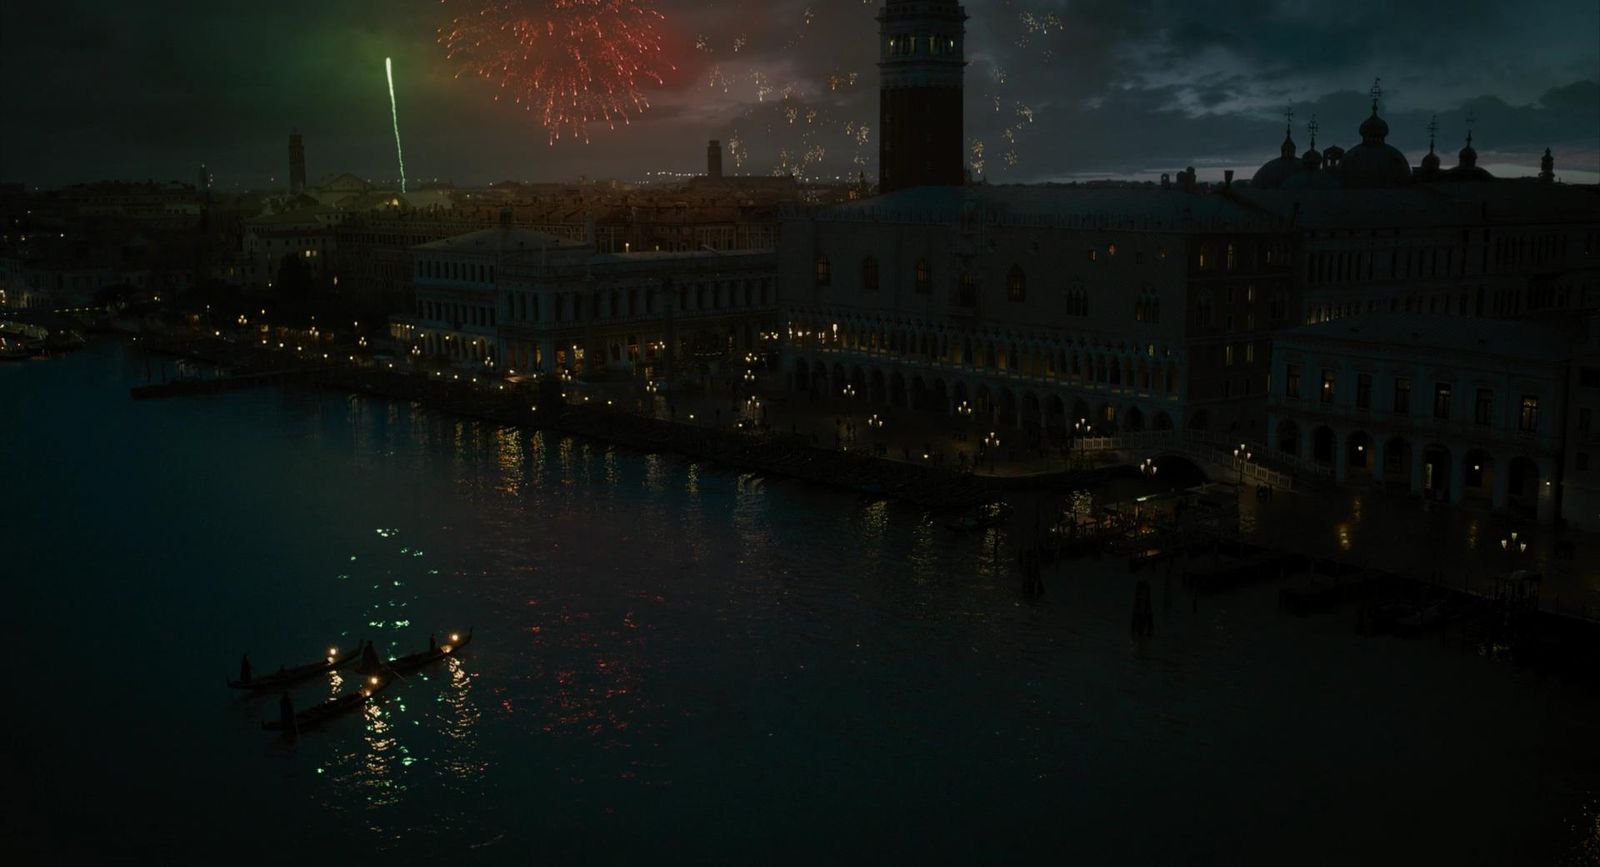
[777,184,1299,442]
[1266,314,1599,526]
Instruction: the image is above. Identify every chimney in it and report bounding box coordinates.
[707,140,724,179]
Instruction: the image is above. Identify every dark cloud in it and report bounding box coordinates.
[1,0,1595,186]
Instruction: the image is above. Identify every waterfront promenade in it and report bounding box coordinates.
[133,331,1600,618]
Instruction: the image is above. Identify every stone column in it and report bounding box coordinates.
[1449,452,1466,505]
[1410,447,1425,496]
[1537,459,1558,524]
[1491,459,1510,511]
[1371,436,1387,485]
[1334,429,1349,482]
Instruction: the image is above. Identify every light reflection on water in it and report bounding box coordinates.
[4,341,1599,865]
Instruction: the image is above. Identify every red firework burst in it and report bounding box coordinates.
[440,0,671,143]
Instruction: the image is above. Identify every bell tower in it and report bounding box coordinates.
[877,1,967,193]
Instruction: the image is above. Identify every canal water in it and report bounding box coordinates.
[2,340,1597,866]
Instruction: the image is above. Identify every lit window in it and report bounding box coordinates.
[1007,265,1026,302]
[1519,395,1540,432]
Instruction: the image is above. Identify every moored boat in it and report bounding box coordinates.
[262,673,392,735]
[228,642,364,691]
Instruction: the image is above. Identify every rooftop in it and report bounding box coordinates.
[418,226,588,255]
[807,184,1281,232]
[1282,314,1573,363]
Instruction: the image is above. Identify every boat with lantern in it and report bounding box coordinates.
[262,673,392,734]
[228,642,364,692]
[367,629,474,676]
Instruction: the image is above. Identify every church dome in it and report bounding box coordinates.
[1415,147,1442,181]
[1358,111,1389,143]
[1441,135,1494,182]
[1251,132,1302,189]
[1340,142,1412,187]
[1251,155,1302,189]
[1339,106,1411,188]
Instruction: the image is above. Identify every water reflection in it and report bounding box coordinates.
[438,656,484,784]
[360,699,403,808]
[494,428,523,497]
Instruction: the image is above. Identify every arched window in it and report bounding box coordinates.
[861,256,880,292]
[958,272,977,306]
[1007,265,1026,302]
[914,258,932,294]
[1136,288,1160,323]
[1066,283,1089,317]
[814,254,831,287]
[1226,243,1236,271]
[1199,245,1212,270]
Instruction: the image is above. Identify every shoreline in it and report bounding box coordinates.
[128,334,1113,509]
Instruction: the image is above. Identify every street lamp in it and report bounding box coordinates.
[1233,445,1253,486]
[1499,530,1527,554]
[843,384,857,399]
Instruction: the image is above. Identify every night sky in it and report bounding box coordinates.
[2,0,1596,188]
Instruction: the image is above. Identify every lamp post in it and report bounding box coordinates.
[1233,443,1253,487]
[983,430,1001,473]
[1499,530,1528,555]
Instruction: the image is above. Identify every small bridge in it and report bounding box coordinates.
[1072,430,1302,491]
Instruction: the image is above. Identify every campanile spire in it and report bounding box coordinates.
[877,1,968,193]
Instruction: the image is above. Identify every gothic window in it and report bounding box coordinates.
[915,258,932,294]
[1135,288,1160,323]
[1066,284,1089,317]
[1007,265,1026,301]
[814,254,831,286]
[862,257,880,292]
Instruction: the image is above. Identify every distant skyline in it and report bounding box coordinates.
[2,0,1597,187]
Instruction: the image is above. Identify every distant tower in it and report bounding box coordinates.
[288,130,307,195]
[707,140,724,178]
[1539,147,1555,183]
[197,163,212,194]
[877,0,967,193]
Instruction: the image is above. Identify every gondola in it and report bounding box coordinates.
[228,642,364,691]
[262,673,392,734]
[364,629,474,676]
